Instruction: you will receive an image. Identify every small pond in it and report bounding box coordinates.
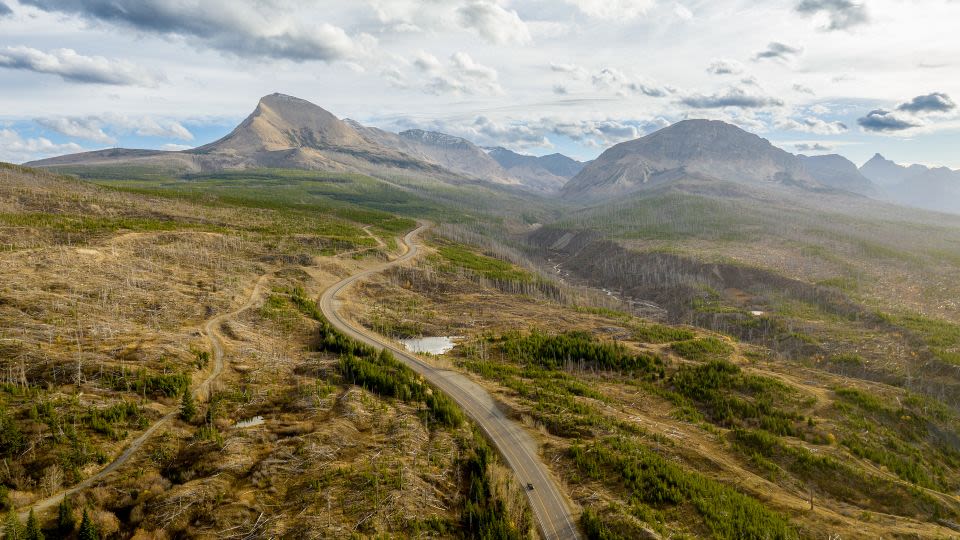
[399,336,458,355]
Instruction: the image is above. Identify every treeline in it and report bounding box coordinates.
[339,351,462,428]
[572,437,796,540]
[495,330,664,377]
[671,359,803,436]
[288,286,464,428]
[103,368,190,399]
[461,433,525,539]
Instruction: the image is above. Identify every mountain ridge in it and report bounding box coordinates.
[560,119,822,200]
[486,147,586,192]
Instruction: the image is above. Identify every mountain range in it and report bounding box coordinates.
[485,147,586,192]
[25,93,960,214]
[860,154,960,214]
[28,93,582,194]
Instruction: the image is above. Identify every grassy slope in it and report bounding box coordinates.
[347,233,960,538]
[0,163,531,537]
[19,160,960,537]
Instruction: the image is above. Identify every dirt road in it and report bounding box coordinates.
[20,272,272,518]
[318,223,581,540]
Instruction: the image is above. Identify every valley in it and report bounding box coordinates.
[3,93,960,539]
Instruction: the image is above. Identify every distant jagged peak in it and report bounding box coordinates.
[399,129,474,148]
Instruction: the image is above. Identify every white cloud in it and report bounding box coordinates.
[0,46,161,86]
[35,117,116,144]
[795,0,869,32]
[592,68,671,97]
[104,114,194,140]
[20,0,376,63]
[0,128,84,163]
[33,114,193,143]
[674,3,693,20]
[680,87,783,109]
[161,143,193,151]
[564,0,656,20]
[706,59,744,76]
[775,116,848,135]
[412,51,503,96]
[550,63,589,80]
[456,1,532,45]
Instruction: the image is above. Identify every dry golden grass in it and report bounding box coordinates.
[347,249,960,538]
[0,166,517,537]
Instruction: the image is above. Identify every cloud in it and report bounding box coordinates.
[380,67,407,89]
[794,142,833,152]
[753,42,803,61]
[592,68,671,97]
[553,84,569,95]
[0,46,161,86]
[384,114,668,151]
[776,116,847,134]
[793,83,815,95]
[550,62,589,79]
[456,1,531,45]
[105,115,193,140]
[161,143,193,151]
[539,117,668,146]
[856,109,920,132]
[563,0,656,20]
[706,59,744,76]
[857,93,957,133]
[0,128,84,163]
[35,114,194,142]
[0,2,11,16]
[35,117,116,144]
[19,0,375,63]
[471,116,552,147]
[674,3,693,20]
[413,51,503,96]
[795,0,869,31]
[896,92,956,113]
[680,87,783,109]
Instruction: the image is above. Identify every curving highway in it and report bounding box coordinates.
[319,223,581,540]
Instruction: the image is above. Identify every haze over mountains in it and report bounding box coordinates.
[25,93,960,215]
[860,154,960,214]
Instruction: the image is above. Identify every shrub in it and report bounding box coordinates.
[498,331,664,376]
[670,337,733,361]
[571,437,796,540]
[634,324,695,344]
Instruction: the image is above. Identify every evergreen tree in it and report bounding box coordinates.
[56,499,75,535]
[25,509,43,540]
[77,509,99,540]
[179,388,196,422]
[4,507,23,540]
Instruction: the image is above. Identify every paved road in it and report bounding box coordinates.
[20,273,271,519]
[319,223,580,540]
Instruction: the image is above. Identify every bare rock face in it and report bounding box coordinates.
[396,129,518,185]
[561,119,819,200]
[195,93,366,154]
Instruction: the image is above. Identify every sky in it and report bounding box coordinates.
[0,0,958,168]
